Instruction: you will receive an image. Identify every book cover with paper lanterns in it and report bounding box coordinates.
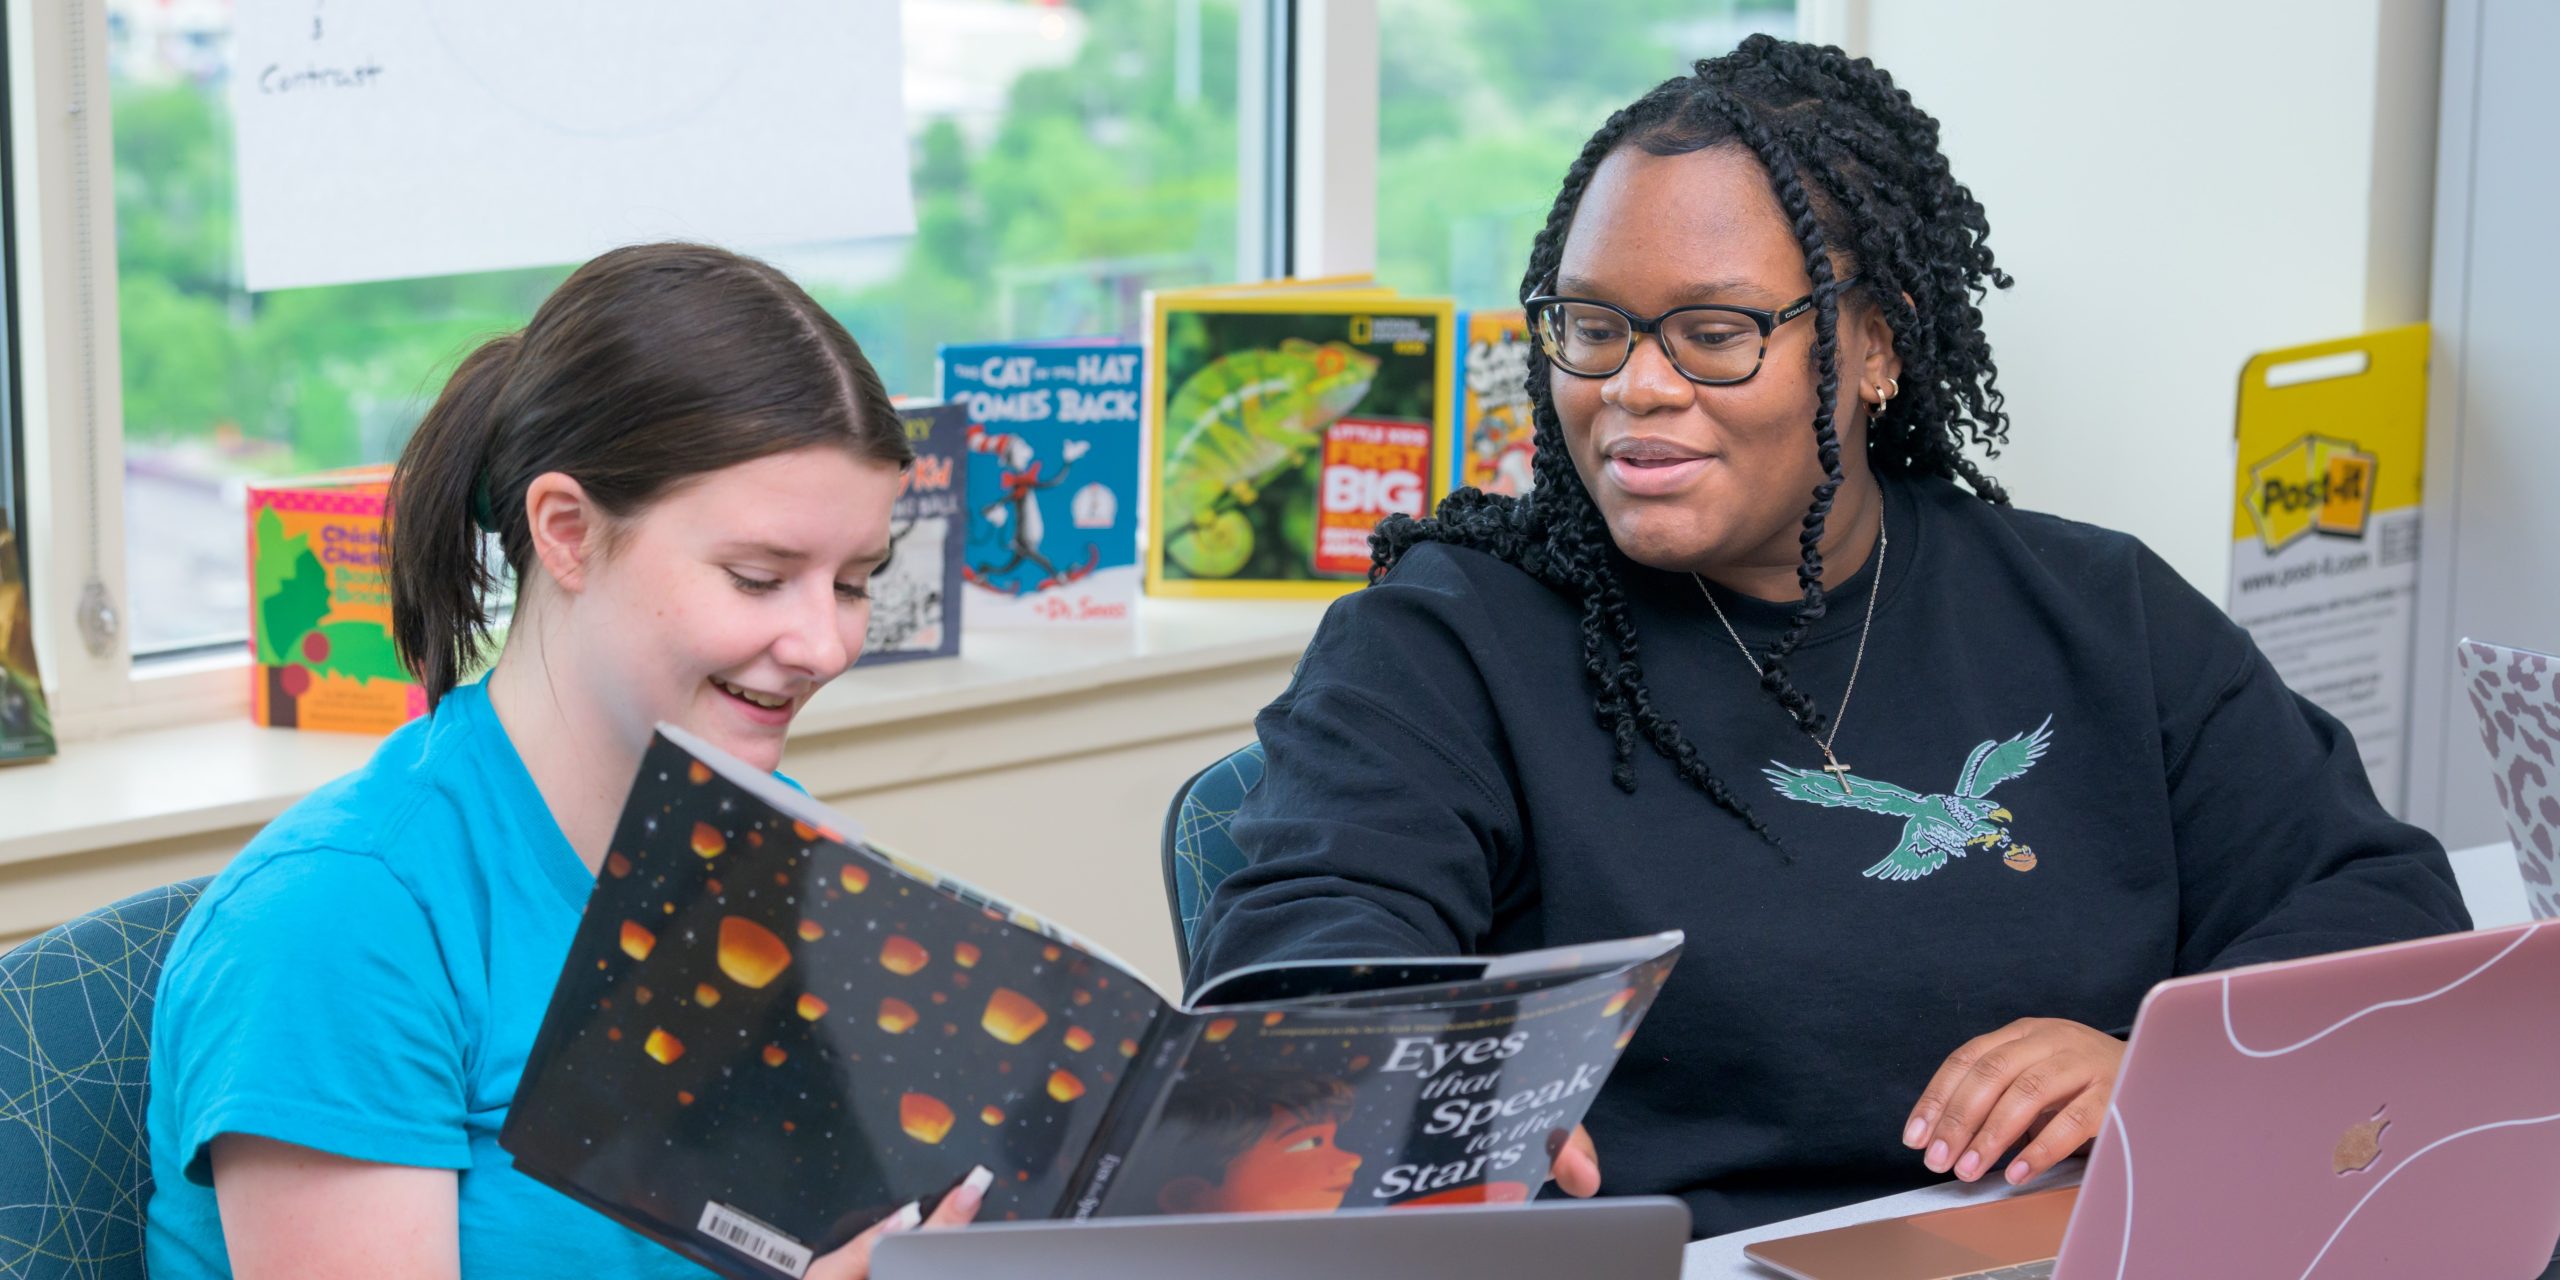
[504,725,1682,1280]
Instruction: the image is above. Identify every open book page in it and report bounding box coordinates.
[671,723,1160,994]
[857,838,1161,996]
[1084,939,1681,1219]
[503,728,1174,1278]
[662,725,1161,991]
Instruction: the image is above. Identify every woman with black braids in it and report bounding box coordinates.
[1187,35,2468,1237]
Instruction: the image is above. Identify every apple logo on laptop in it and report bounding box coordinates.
[2333,1107,2390,1175]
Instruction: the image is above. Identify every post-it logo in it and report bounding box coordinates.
[2243,434,2376,552]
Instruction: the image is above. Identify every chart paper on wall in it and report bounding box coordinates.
[232,0,914,292]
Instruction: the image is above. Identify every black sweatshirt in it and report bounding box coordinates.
[1186,470,2470,1238]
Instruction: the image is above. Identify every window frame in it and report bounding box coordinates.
[10,0,1840,742]
[0,4,23,543]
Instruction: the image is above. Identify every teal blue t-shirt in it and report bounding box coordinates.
[145,681,716,1278]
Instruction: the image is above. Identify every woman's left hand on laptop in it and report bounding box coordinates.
[1901,1018,2128,1187]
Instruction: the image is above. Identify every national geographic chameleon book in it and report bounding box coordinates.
[1453,309,1536,498]
[854,401,967,667]
[504,724,1681,1280]
[1143,286,1458,599]
[245,466,424,733]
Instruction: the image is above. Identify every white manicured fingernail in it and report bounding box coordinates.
[962,1165,995,1196]
[887,1201,923,1232]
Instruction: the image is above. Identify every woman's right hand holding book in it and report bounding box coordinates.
[808,1165,992,1280]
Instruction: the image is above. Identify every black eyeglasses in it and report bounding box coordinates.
[1524,278,1856,385]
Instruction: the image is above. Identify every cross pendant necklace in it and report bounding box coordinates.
[1693,509,1886,798]
[1819,755,1857,792]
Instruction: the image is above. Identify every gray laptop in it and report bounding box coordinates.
[872,1197,1691,1279]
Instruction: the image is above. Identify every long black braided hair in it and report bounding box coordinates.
[1370,35,2014,851]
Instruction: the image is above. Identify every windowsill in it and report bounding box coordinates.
[0,597,1330,874]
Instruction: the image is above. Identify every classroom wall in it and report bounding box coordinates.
[2405,0,2560,845]
[1859,1,2440,595]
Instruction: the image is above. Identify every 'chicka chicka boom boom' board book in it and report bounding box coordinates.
[502,724,1681,1278]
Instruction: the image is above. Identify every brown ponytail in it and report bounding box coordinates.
[386,242,910,709]
[389,334,520,706]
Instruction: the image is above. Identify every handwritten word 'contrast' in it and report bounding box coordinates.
[260,62,385,94]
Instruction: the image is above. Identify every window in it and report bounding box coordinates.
[32,2,1832,733]
[107,0,1247,657]
[1375,1,1797,311]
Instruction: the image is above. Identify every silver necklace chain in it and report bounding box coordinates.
[1691,510,1886,770]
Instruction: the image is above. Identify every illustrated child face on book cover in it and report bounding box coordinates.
[1147,1070,1364,1215]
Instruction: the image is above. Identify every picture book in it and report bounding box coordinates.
[1455,309,1536,498]
[503,725,1681,1279]
[1144,289,1457,599]
[1,127,48,768]
[245,466,424,734]
[937,341,1141,626]
[1147,275,1398,305]
[0,522,49,766]
[857,401,967,667]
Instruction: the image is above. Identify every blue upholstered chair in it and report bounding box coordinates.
[1,877,212,1280]
[1161,741,1266,979]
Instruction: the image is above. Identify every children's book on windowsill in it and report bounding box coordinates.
[245,465,424,734]
[502,724,1682,1279]
[0,522,50,765]
[854,401,968,667]
[937,340,1141,627]
[1453,309,1537,499]
[1142,280,1457,600]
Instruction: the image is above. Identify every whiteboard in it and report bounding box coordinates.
[231,0,914,292]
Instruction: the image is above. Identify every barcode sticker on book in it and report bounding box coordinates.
[697,1201,813,1278]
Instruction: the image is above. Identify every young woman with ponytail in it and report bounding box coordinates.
[1189,36,2469,1236]
[146,244,980,1279]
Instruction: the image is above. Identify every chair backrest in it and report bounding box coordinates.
[1161,741,1266,981]
[1,877,213,1280]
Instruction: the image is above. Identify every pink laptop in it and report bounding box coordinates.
[1746,920,2560,1279]
[2459,639,2560,920]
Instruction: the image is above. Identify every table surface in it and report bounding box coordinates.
[1682,1161,2560,1280]
[1681,1164,2083,1279]
[1680,839,2541,1279]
